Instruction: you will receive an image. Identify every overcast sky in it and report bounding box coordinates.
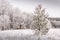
[7,0,60,17]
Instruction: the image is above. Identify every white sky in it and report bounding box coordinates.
[6,0,60,17]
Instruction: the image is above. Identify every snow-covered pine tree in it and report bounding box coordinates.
[31,5,51,35]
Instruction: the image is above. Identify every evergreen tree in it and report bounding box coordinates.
[31,5,50,35]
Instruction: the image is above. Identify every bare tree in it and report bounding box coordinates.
[12,8,24,29]
[0,0,11,30]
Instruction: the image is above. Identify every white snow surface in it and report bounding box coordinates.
[46,28,60,39]
[0,29,40,40]
[0,29,36,37]
[40,28,60,40]
[1,28,60,40]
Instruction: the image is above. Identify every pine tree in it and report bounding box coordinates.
[31,5,50,35]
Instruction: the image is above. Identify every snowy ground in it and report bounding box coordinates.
[0,29,36,36]
[0,29,40,40]
[0,29,60,40]
[40,28,60,40]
